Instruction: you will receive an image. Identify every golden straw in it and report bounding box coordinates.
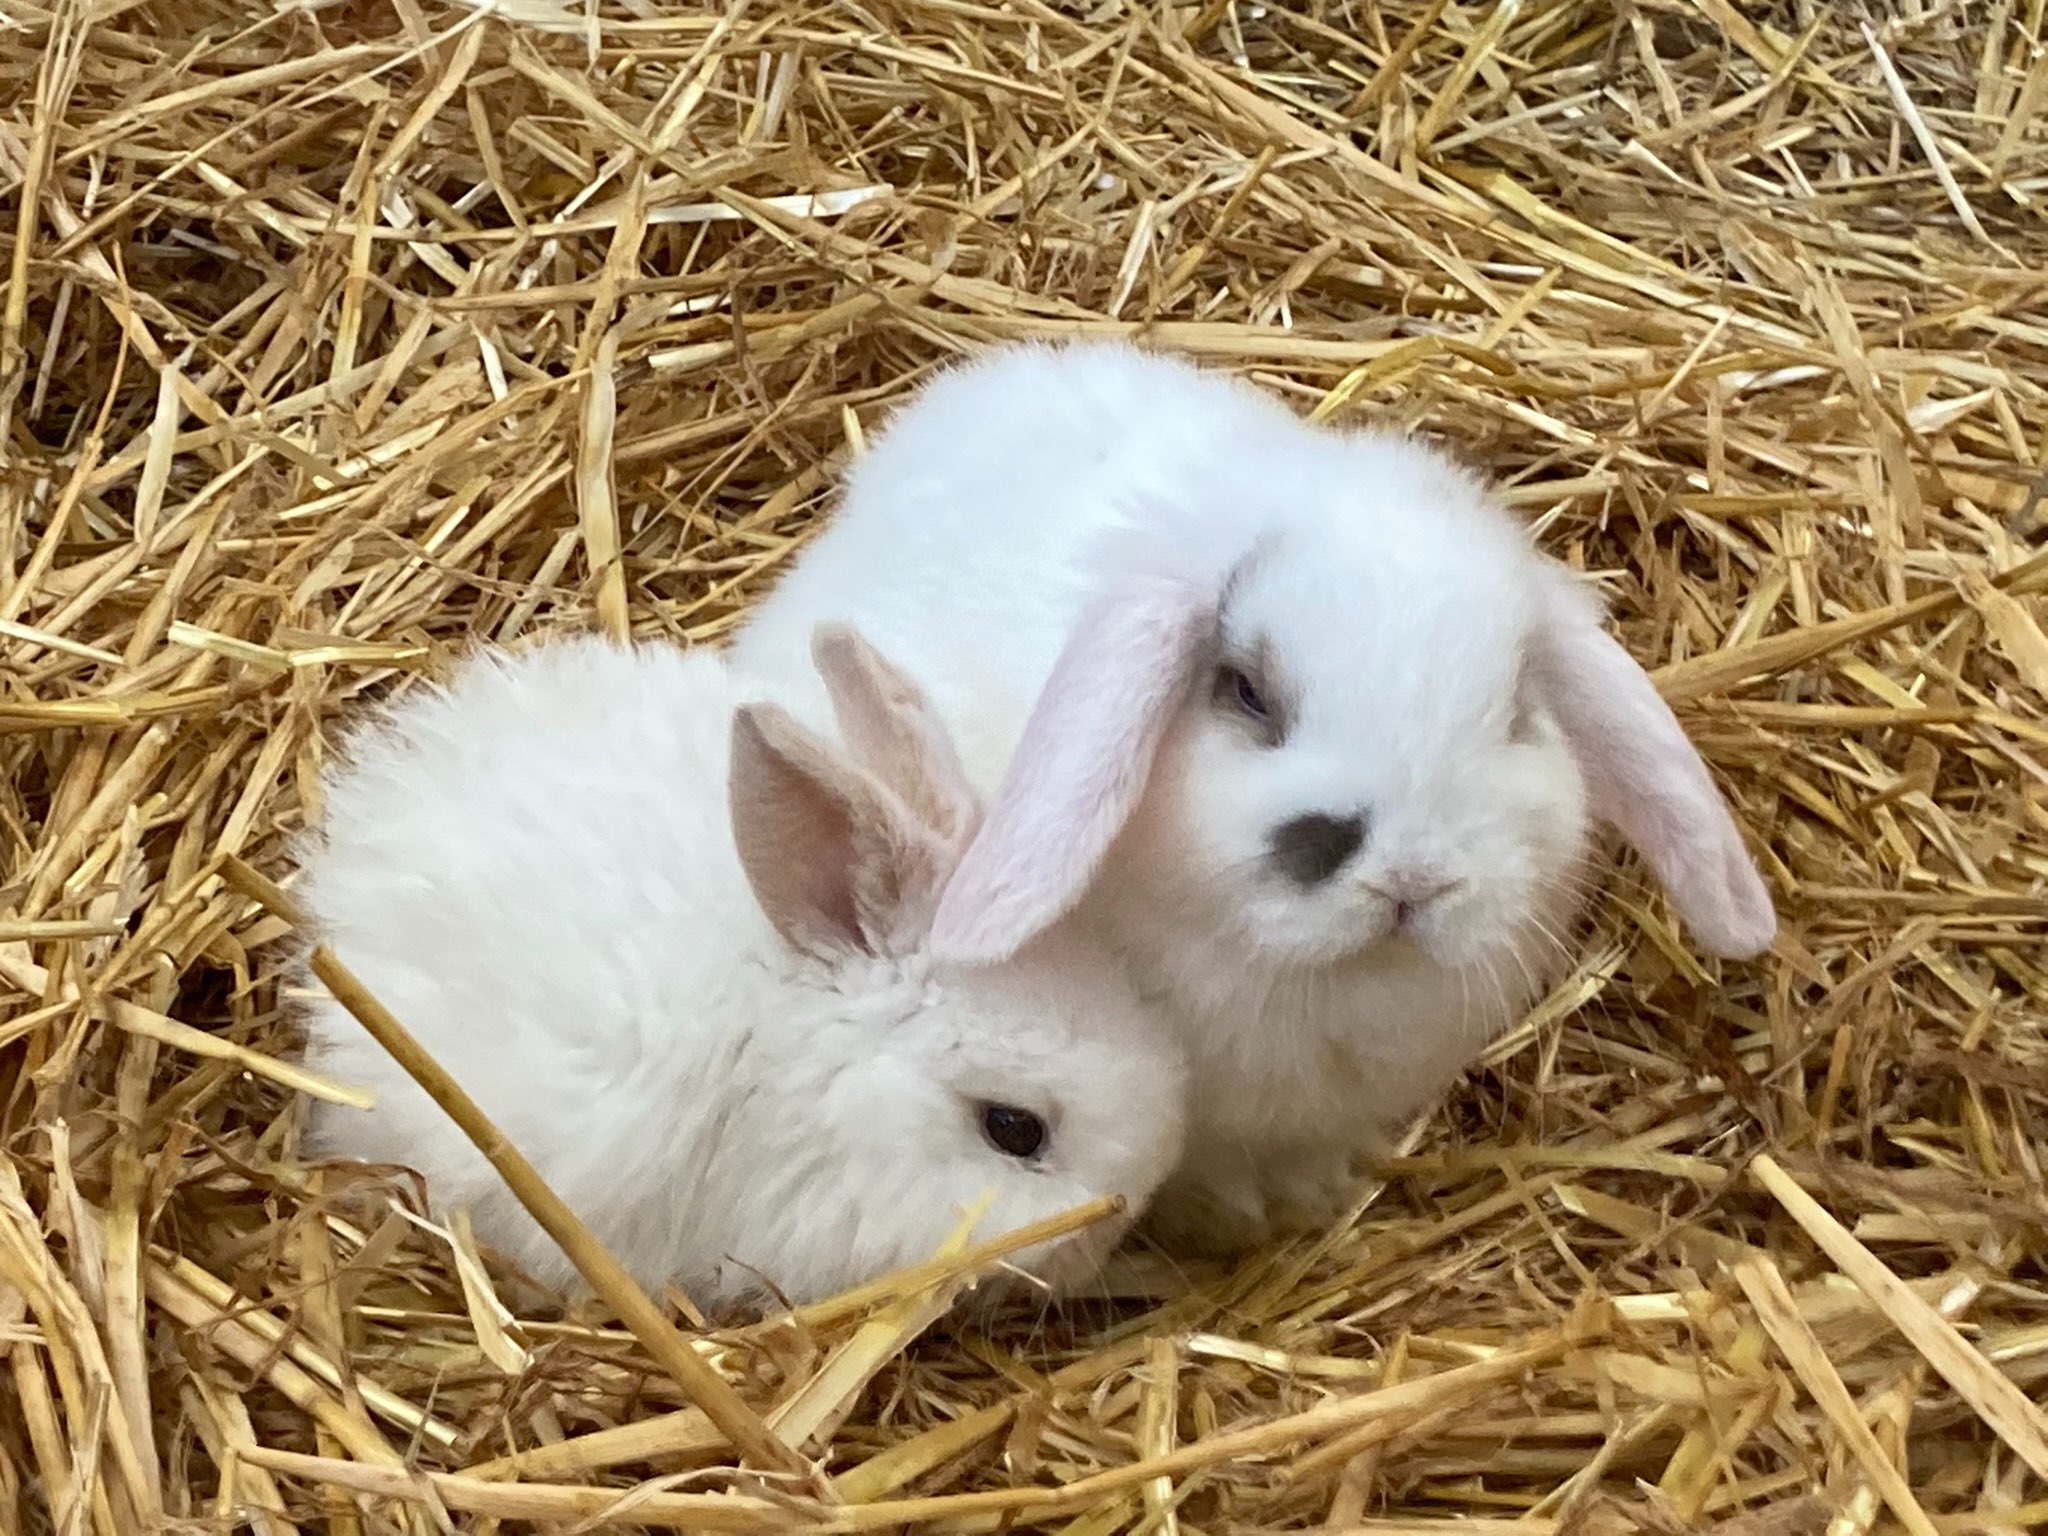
[8,4,2047,1527]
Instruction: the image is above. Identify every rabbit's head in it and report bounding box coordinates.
[925,431,1775,986]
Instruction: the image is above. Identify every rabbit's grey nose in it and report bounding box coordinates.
[1269,812,1367,887]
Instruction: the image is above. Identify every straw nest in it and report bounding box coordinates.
[4,0,2048,1530]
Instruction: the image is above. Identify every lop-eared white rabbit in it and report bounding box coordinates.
[731,340,1775,1251]
[297,623,1187,1306]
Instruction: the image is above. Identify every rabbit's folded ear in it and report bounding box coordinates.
[931,573,1216,963]
[1530,569,1776,959]
[809,622,979,852]
[730,704,948,960]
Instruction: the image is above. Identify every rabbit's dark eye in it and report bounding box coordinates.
[980,1103,1047,1160]
[1211,648,1288,746]
[1217,664,1268,722]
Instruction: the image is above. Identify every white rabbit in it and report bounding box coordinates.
[295,622,1188,1308]
[730,340,1776,1253]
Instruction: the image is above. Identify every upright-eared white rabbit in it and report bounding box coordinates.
[731,340,1775,1251]
[296,623,1188,1306]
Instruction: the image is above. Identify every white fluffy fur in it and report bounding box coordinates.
[730,340,1775,1252]
[296,631,1188,1306]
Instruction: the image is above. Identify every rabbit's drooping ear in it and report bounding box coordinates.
[1529,570,1776,959]
[809,622,979,853]
[730,704,950,959]
[931,573,1216,963]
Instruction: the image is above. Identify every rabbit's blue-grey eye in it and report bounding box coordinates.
[1218,664,1268,721]
[980,1103,1047,1159]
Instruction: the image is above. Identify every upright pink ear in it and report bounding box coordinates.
[930,574,1216,963]
[729,703,945,960]
[1531,571,1776,959]
[809,622,979,854]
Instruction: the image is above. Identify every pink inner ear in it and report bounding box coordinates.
[930,573,1216,963]
[732,700,963,960]
[729,708,872,958]
[1537,583,1776,960]
[810,622,980,853]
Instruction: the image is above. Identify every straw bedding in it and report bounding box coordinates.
[4,0,2047,1529]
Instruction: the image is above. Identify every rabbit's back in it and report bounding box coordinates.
[303,636,765,1034]
[730,343,1295,774]
[297,637,794,1282]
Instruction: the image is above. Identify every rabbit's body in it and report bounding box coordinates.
[299,631,1187,1305]
[733,341,1774,1250]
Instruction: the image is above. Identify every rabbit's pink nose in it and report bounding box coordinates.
[1366,871,1464,927]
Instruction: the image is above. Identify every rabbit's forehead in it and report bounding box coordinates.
[925,954,1168,1070]
[915,990,1155,1118]
[1223,523,1535,725]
